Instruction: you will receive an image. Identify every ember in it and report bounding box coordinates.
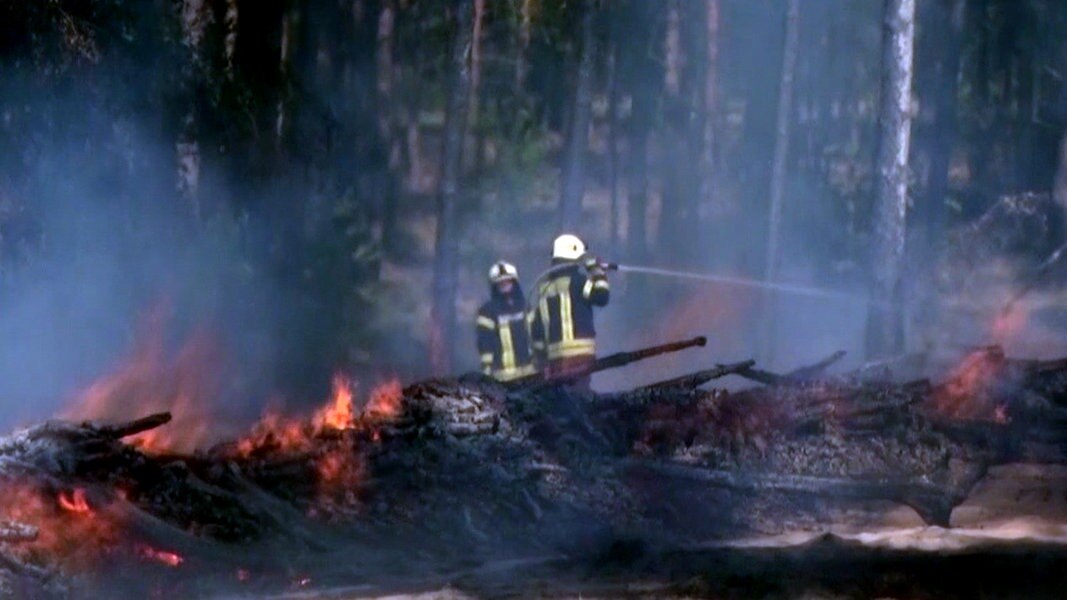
[137,545,184,568]
[57,488,91,514]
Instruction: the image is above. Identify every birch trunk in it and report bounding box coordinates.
[866,0,917,359]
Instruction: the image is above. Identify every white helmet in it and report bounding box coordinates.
[552,233,586,261]
[488,260,519,283]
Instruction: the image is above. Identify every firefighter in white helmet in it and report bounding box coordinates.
[528,234,610,390]
[476,260,536,382]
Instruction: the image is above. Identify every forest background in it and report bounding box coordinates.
[1,0,1066,426]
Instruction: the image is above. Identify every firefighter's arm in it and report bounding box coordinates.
[581,256,611,307]
[476,310,496,375]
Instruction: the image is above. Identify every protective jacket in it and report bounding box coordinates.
[476,284,536,382]
[528,260,610,362]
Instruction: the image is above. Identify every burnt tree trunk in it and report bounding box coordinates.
[759,0,800,364]
[866,0,916,360]
[559,0,597,231]
[430,0,474,375]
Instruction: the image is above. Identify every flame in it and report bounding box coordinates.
[931,347,1007,421]
[62,307,222,453]
[57,488,91,514]
[230,374,404,506]
[137,544,184,567]
[313,374,355,431]
[364,379,403,420]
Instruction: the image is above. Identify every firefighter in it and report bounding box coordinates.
[476,261,537,382]
[528,233,610,389]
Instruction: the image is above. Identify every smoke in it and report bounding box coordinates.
[0,57,295,431]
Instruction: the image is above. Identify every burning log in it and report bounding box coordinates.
[97,412,173,439]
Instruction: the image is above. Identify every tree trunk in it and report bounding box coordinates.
[377,0,401,254]
[515,0,535,95]
[463,0,485,174]
[916,0,965,248]
[177,0,210,221]
[759,0,800,364]
[698,0,720,214]
[657,0,683,257]
[866,0,917,360]
[607,30,620,256]
[659,0,710,266]
[430,0,474,375]
[1053,130,1067,222]
[224,0,238,80]
[558,0,597,232]
[620,0,659,263]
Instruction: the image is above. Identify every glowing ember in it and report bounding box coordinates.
[0,484,118,566]
[137,545,184,567]
[57,488,92,514]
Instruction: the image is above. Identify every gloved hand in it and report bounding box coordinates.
[582,254,608,278]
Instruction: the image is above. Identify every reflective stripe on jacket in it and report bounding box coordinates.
[476,301,535,382]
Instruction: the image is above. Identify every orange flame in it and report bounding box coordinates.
[364,379,403,420]
[62,307,222,453]
[57,488,91,514]
[931,347,1007,421]
[313,374,355,431]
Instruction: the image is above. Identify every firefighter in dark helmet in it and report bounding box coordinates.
[476,261,537,382]
[528,234,610,389]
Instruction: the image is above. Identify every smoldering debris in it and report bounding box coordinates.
[1,341,1067,597]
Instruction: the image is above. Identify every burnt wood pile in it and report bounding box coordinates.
[1,339,1067,596]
